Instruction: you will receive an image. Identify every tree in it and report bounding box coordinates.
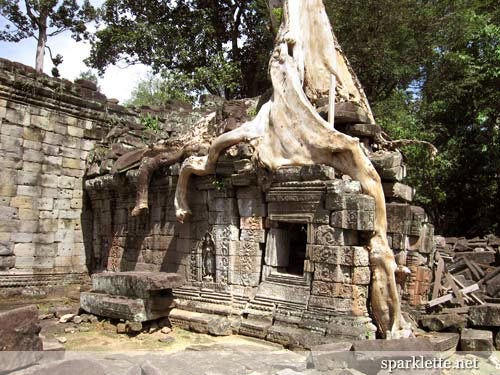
[86,0,274,99]
[112,0,410,338]
[125,72,195,107]
[0,0,97,73]
[76,68,100,90]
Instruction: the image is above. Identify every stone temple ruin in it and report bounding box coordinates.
[79,96,434,346]
[0,0,445,351]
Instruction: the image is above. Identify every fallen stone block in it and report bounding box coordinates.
[352,338,434,352]
[306,342,353,371]
[91,272,184,299]
[426,332,460,352]
[382,182,414,202]
[0,305,43,373]
[80,292,175,322]
[469,304,500,326]
[460,328,494,351]
[419,314,466,332]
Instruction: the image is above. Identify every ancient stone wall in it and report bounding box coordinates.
[0,58,143,293]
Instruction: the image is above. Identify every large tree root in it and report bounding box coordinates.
[172,0,412,338]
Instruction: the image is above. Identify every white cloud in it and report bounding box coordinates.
[0,26,148,104]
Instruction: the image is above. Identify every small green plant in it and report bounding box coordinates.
[247,106,257,118]
[272,7,283,27]
[212,177,225,191]
[141,113,161,133]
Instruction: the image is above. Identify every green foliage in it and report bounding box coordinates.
[141,113,160,133]
[125,72,195,107]
[76,69,100,90]
[0,0,97,72]
[87,0,274,99]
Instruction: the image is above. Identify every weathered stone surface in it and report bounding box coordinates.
[0,254,15,270]
[352,338,433,352]
[0,306,42,370]
[469,304,500,327]
[427,332,459,352]
[91,272,184,298]
[237,198,266,217]
[460,328,494,351]
[207,316,232,336]
[330,210,375,231]
[382,182,414,202]
[420,314,466,332]
[326,193,375,212]
[80,292,175,322]
[299,164,335,181]
[306,342,353,371]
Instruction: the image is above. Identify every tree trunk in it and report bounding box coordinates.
[126,0,411,339]
[35,22,47,73]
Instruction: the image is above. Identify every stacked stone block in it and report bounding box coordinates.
[0,58,142,291]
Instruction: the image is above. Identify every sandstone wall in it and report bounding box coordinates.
[0,58,140,293]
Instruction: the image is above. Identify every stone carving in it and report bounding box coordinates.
[201,232,216,281]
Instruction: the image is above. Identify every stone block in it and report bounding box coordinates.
[309,245,356,266]
[208,197,237,214]
[314,263,350,283]
[23,139,42,150]
[352,337,433,352]
[23,127,43,142]
[17,185,41,197]
[386,203,412,233]
[80,292,175,322]
[14,243,36,256]
[0,255,16,270]
[18,208,39,220]
[427,332,460,352]
[306,342,353,371]
[0,184,17,197]
[469,304,500,327]
[330,210,374,231]
[39,210,59,219]
[62,157,83,170]
[236,187,262,199]
[67,125,84,137]
[58,175,76,189]
[23,161,42,172]
[369,150,403,170]
[22,149,44,163]
[237,198,266,217]
[240,216,263,230]
[312,281,352,298]
[308,296,352,311]
[36,197,54,210]
[55,199,71,210]
[272,166,302,182]
[33,256,55,269]
[300,164,335,181]
[0,219,20,232]
[211,223,240,243]
[0,241,13,256]
[352,267,371,285]
[10,196,34,209]
[0,205,18,220]
[208,211,238,225]
[326,192,375,211]
[382,182,414,202]
[0,306,42,372]
[15,256,35,268]
[379,165,407,181]
[19,220,38,232]
[11,232,33,243]
[91,271,184,298]
[240,229,266,243]
[460,328,494,351]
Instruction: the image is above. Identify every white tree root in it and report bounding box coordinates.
[173,0,412,338]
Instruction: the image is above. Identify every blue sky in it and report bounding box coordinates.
[0,1,148,103]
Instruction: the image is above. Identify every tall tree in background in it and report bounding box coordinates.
[86,0,500,235]
[87,0,274,99]
[0,0,96,74]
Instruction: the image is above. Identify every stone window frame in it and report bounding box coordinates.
[262,213,314,286]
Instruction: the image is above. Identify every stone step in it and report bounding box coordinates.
[80,292,175,322]
[91,272,184,298]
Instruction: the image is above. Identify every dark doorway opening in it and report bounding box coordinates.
[279,222,307,276]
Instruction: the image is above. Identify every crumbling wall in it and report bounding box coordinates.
[0,58,144,294]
